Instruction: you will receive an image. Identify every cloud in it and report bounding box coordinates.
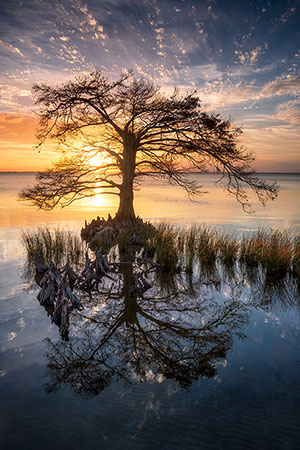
[180,64,224,83]
[197,72,300,111]
[276,99,300,124]
[261,73,300,97]
[280,6,297,23]
[0,84,32,112]
[0,40,24,57]
[235,43,268,65]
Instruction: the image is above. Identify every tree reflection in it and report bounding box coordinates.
[45,263,249,396]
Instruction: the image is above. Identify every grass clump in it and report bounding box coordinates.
[260,230,293,278]
[197,226,219,271]
[152,223,180,274]
[219,233,239,268]
[240,229,293,279]
[240,231,265,268]
[21,228,85,266]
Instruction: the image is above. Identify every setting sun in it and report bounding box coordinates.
[87,151,107,168]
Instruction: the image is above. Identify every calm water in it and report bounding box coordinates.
[0,173,300,450]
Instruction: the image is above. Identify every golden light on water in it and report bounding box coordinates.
[83,180,117,209]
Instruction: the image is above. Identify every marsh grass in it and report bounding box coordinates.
[292,236,300,278]
[260,230,293,278]
[196,226,219,271]
[152,223,180,273]
[21,228,86,267]
[151,224,300,281]
[240,231,264,268]
[21,224,300,281]
[219,233,240,269]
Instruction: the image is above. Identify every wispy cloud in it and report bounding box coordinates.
[0,40,24,57]
[261,73,300,97]
[280,6,297,23]
[276,99,300,124]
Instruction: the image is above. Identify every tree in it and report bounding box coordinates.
[20,70,277,222]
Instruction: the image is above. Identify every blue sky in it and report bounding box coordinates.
[0,0,299,171]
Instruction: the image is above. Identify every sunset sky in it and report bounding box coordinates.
[0,0,299,172]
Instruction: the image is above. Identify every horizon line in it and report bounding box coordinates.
[1,171,300,175]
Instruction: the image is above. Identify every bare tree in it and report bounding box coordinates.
[20,70,277,222]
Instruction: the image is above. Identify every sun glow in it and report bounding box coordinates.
[91,182,104,207]
[84,181,115,208]
[88,151,107,168]
[76,148,119,209]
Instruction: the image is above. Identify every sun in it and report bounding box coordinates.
[88,151,107,168]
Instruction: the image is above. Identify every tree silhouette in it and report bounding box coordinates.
[20,70,277,221]
[45,264,249,396]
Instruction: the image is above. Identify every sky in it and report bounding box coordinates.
[0,0,299,172]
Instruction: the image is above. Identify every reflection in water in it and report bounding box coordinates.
[1,172,300,229]
[247,269,300,312]
[43,257,300,396]
[44,264,249,395]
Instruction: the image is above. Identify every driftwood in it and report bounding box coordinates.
[80,251,113,292]
[34,254,84,338]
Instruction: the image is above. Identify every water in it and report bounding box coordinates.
[1,172,300,230]
[0,173,300,450]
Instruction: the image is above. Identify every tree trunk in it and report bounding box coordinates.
[115,137,136,223]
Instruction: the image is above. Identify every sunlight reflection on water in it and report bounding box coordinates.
[0,172,299,231]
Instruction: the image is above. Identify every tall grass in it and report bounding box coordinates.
[240,229,293,278]
[21,228,86,266]
[240,230,265,268]
[21,224,300,280]
[260,230,293,278]
[196,226,219,271]
[219,233,240,269]
[152,223,179,273]
[293,236,300,278]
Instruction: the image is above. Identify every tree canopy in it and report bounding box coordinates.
[20,69,277,221]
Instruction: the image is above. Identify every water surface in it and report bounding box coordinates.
[0,173,300,450]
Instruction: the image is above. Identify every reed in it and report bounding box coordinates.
[185,225,198,274]
[240,230,265,268]
[21,223,299,280]
[196,225,219,270]
[259,230,292,278]
[21,228,85,266]
[219,233,239,268]
[292,236,300,278]
[151,222,180,273]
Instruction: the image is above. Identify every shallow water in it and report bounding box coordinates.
[0,173,300,450]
